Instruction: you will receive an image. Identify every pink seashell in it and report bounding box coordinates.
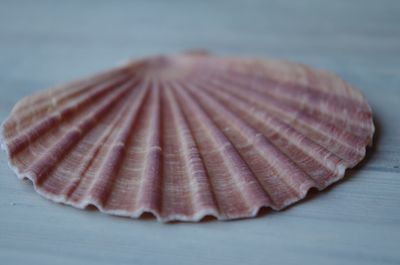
[1,52,374,222]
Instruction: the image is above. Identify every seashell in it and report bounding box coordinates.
[1,52,374,222]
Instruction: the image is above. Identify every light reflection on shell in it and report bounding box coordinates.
[1,52,374,222]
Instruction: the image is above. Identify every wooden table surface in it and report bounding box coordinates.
[1,1,399,264]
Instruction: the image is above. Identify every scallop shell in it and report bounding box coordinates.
[1,52,374,222]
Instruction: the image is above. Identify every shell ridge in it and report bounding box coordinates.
[134,81,163,216]
[225,59,364,104]
[170,82,225,219]
[195,79,341,189]
[6,74,133,156]
[222,63,373,129]
[300,62,365,103]
[63,110,127,200]
[183,84,286,209]
[85,80,150,208]
[175,82,272,217]
[196,79,352,177]
[158,85,196,219]
[190,83,368,209]
[187,83,319,205]
[163,83,220,219]
[250,64,372,131]
[208,74,369,150]
[16,61,134,111]
[301,66,374,144]
[65,80,146,203]
[171,83,234,218]
[13,67,130,120]
[210,72,372,139]
[204,76,366,161]
[23,79,135,186]
[8,70,132,136]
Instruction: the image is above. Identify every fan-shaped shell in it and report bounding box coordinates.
[1,52,374,222]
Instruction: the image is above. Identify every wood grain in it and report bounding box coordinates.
[0,0,399,264]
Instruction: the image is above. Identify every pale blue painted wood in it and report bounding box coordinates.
[0,1,399,264]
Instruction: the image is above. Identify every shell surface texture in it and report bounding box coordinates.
[1,52,374,222]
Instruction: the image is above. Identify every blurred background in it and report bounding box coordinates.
[1,1,399,265]
[1,0,399,83]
